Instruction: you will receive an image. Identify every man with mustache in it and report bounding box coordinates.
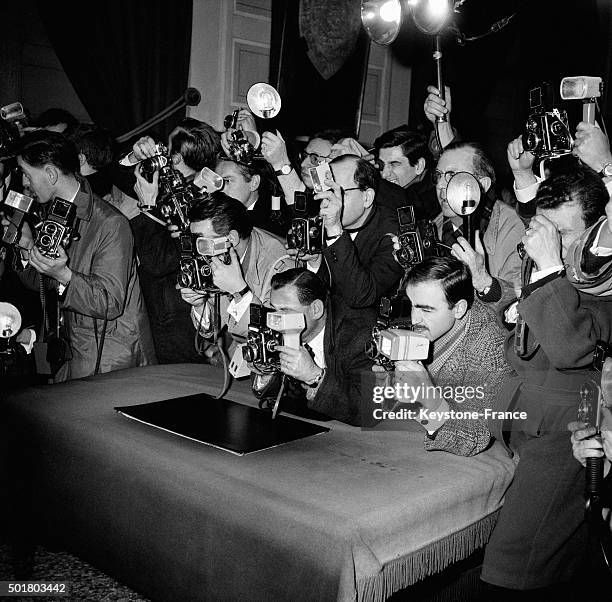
[375,256,513,456]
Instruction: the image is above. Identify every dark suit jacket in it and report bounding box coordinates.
[317,205,404,311]
[376,176,439,222]
[129,212,206,364]
[306,302,376,426]
[497,275,612,440]
[247,193,291,238]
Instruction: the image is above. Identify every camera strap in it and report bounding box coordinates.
[93,288,108,376]
[514,255,540,359]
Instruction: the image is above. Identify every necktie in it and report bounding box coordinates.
[442,219,462,248]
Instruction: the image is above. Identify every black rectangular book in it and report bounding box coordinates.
[115,393,329,455]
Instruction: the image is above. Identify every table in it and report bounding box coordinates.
[1,364,516,601]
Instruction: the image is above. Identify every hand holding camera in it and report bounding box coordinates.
[506,136,536,178]
[29,244,72,284]
[572,122,612,174]
[178,286,207,311]
[209,246,246,295]
[521,215,562,270]
[132,136,161,161]
[317,177,343,238]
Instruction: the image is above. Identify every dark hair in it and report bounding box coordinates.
[215,157,280,198]
[330,154,380,192]
[69,125,114,171]
[406,256,474,309]
[374,126,432,169]
[34,108,78,136]
[271,268,328,305]
[441,141,496,186]
[188,192,253,239]
[170,118,221,171]
[18,130,79,175]
[535,164,607,228]
[311,129,344,145]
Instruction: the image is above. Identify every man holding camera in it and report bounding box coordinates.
[5,130,155,381]
[374,256,512,455]
[118,118,222,363]
[179,193,292,358]
[306,154,404,312]
[480,165,612,595]
[267,267,375,426]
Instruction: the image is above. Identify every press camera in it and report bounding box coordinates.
[394,205,443,269]
[365,295,429,371]
[2,190,34,246]
[137,141,197,230]
[157,168,196,231]
[522,82,571,159]
[177,233,231,292]
[286,190,325,254]
[35,197,77,258]
[139,142,170,179]
[223,109,259,165]
[242,304,304,372]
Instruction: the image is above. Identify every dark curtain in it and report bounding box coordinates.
[35,0,193,143]
[269,0,370,138]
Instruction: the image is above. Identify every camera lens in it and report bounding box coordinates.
[178,271,193,288]
[396,246,414,267]
[522,132,539,152]
[39,234,52,249]
[243,345,257,362]
[550,121,564,136]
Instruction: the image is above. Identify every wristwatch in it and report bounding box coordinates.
[599,162,612,178]
[274,164,293,176]
[231,284,250,302]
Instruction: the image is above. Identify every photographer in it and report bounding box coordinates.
[119,118,221,363]
[205,157,290,237]
[7,130,155,382]
[267,268,375,426]
[433,142,524,312]
[480,165,612,594]
[179,193,292,357]
[509,123,612,296]
[374,256,512,455]
[373,126,439,220]
[307,154,404,312]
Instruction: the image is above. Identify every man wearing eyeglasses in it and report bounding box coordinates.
[298,131,339,188]
[433,142,524,313]
[306,154,404,312]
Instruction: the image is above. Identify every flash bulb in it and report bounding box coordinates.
[246,83,281,119]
